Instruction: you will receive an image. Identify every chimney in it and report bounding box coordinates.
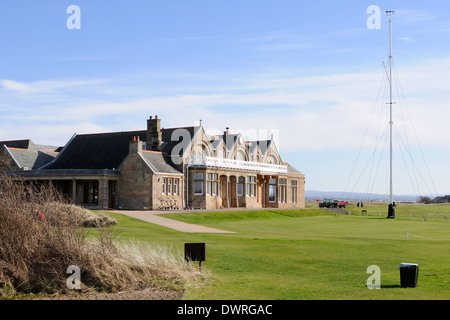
[226,127,229,135]
[129,136,142,154]
[146,115,162,151]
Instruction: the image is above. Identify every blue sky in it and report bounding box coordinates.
[1,1,450,197]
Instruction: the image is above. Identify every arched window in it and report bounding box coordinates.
[218,149,224,158]
[202,145,210,157]
[236,150,245,161]
[267,155,278,164]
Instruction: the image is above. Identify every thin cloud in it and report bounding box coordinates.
[0,79,110,95]
[399,36,416,43]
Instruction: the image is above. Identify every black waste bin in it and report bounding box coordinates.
[399,262,419,287]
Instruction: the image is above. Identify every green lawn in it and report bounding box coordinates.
[105,203,450,300]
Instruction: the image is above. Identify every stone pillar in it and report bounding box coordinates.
[72,178,77,203]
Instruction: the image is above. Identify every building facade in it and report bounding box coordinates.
[0,116,305,210]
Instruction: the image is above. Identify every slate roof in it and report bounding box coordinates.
[0,139,60,170]
[0,140,60,152]
[287,163,302,174]
[45,130,147,170]
[7,148,58,170]
[0,140,33,150]
[140,151,182,175]
[160,126,197,155]
[44,128,196,172]
[246,140,271,155]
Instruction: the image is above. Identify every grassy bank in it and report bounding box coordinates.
[106,204,450,300]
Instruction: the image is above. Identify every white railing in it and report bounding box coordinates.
[186,156,288,174]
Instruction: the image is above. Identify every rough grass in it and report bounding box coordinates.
[0,176,206,298]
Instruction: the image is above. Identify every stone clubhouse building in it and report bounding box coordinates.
[0,116,305,210]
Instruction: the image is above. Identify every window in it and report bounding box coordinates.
[83,181,98,205]
[168,178,173,195]
[268,178,276,203]
[173,179,178,196]
[194,173,204,195]
[237,176,244,196]
[279,179,287,203]
[207,173,218,196]
[290,180,298,203]
[246,176,256,197]
[268,155,278,164]
[162,178,167,195]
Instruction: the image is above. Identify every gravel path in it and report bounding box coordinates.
[111,210,235,233]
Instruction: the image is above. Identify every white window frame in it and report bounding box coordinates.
[173,179,178,195]
[162,178,167,195]
[168,178,173,195]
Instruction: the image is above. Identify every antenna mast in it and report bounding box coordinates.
[387,10,396,218]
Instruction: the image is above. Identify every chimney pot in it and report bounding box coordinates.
[150,116,153,119]
[155,115,158,119]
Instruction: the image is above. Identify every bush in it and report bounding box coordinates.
[417,196,432,204]
[0,176,205,297]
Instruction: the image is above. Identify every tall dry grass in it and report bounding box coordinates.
[0,175,207,297]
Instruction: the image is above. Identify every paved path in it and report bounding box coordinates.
[111,210,235,233]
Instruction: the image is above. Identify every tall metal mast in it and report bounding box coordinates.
[387,10,395,218]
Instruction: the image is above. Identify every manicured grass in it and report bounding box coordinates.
[104,204,450,300]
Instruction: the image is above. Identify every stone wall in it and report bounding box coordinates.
[0,148,21,171]
[118,152,153,209]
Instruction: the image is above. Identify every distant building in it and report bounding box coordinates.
[0,116,305,210]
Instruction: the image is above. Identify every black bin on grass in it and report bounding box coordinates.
[399,262,419,287]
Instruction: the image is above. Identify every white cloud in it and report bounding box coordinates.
[399,36,416,43]
[0,79,109,95]
[1,56,450,154]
